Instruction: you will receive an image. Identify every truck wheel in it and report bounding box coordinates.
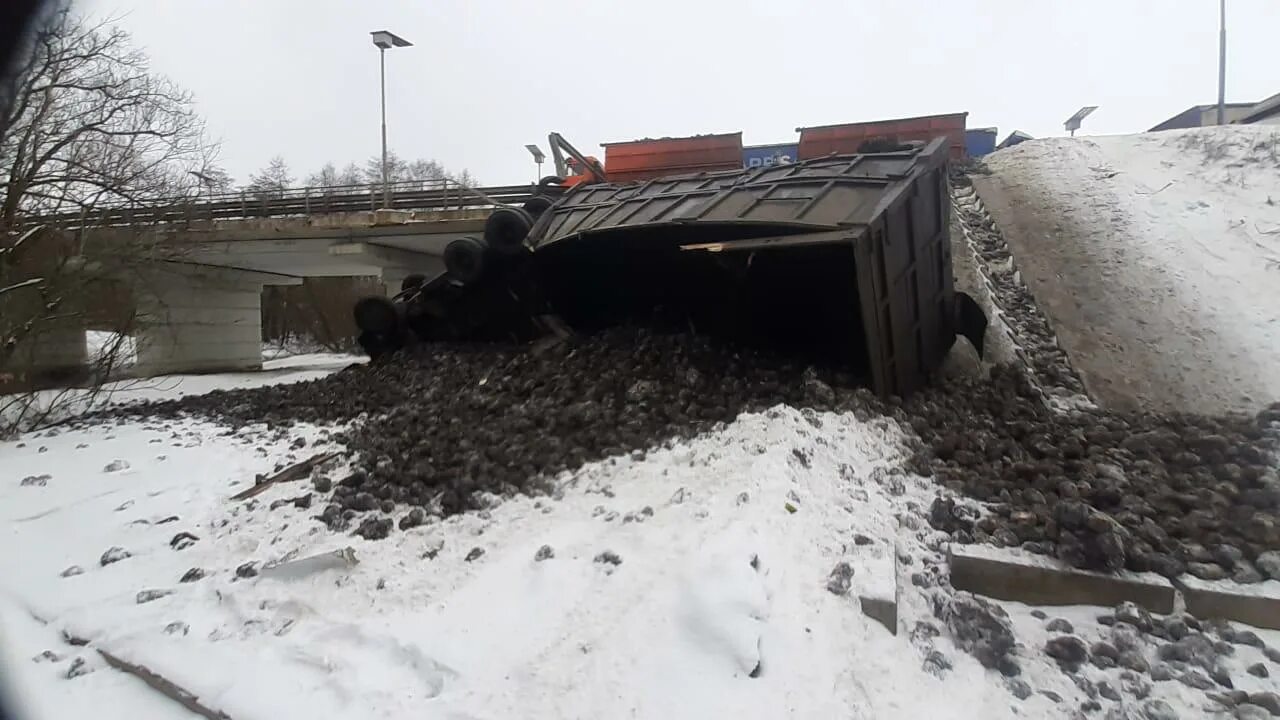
[522,195,555,218]
[484,206,534,255]
[352,296,401,336]
[400,274,427,293]
[444,236,488,285]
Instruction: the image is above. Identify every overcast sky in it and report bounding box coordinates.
[76,0,1280,187]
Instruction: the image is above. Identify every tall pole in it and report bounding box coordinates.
[379,46,389,208]
[1217,0,1226,125]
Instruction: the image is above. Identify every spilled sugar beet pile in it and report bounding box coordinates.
[105,330,860,535]
[100,329,1280,580]
[903,368,1280,582]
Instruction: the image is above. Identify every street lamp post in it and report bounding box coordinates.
[525,144,546,184]
[1217,0,1227,125]
[370,30,412,208]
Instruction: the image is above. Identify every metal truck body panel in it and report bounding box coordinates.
[797,112,969,160]
[601,133,744,183]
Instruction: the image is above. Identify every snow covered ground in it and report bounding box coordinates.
[3,361,1268,719]
[976,125,1280,416]
[1,352,363,435]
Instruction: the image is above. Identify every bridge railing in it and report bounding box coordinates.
[36,178,537,229]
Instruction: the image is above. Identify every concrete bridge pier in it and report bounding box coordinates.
[3,320,88,387]
[133,263,300,376]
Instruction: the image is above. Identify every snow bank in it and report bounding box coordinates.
[980,124,1280,415]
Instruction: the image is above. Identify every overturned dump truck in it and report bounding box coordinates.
[353,136,987,397]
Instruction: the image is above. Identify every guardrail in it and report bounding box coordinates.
[36,179,538,229]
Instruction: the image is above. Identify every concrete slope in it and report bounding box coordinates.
[973,125,1280,416]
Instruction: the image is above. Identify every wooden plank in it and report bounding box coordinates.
[97,650,233,720]
[230,451,340,502]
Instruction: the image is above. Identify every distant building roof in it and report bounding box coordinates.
[1237,92,1280,124]
[1150,103,1257,132]
[997,131,1034,149]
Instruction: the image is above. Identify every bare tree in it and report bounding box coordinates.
[305,161,363,190]
[451,168,475,188]
[193,167,234,194]
[362,151,409,185]
[305,162,339,189]
[358,152,474,188]
[1,3,218,436]
[1,5,216,225]
[244,155,292,198]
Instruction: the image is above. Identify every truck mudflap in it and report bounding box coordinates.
[353,137,986,397]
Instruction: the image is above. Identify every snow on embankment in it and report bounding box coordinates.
[977,125,1280,416]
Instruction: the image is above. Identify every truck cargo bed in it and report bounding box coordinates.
[527,137,981,396]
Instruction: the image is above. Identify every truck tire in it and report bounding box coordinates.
[483,206,534,255]
[444,236,489,285]
[352,296,401,336]
[400,274,427,293]
[522,195,555,218]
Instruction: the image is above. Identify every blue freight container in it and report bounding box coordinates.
[742,143,799,169]
[965,128,997,157]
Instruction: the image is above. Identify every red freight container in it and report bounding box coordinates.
[602,132,743,183]
[797,112,968,160]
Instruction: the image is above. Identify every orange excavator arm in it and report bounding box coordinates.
[548,132,606,187]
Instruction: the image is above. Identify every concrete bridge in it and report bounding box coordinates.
[18,179,536,379]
